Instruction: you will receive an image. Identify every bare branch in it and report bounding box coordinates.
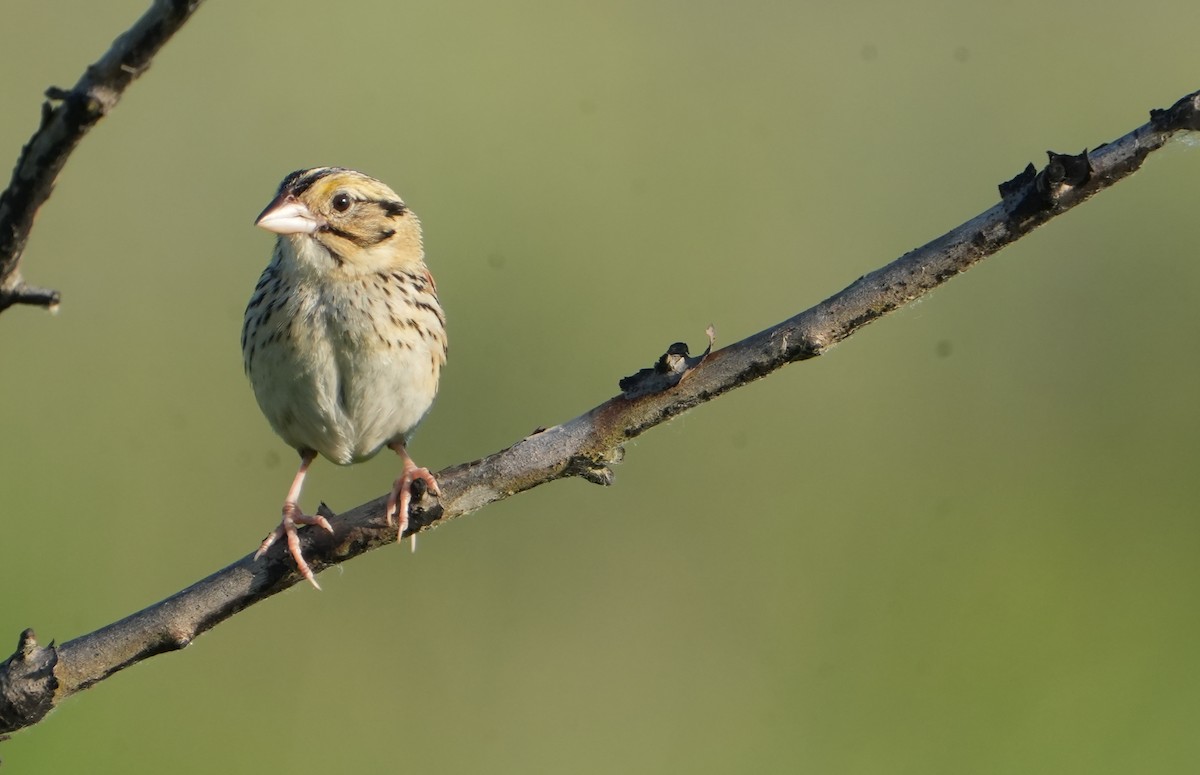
[0,0,206,314]
[2,88,1196,738]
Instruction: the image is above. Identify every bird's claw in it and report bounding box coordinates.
[385,465,440,550]
[254,502,333,589]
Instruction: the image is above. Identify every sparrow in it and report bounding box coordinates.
[241,167,447,588]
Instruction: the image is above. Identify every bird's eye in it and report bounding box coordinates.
[332,193,352,212]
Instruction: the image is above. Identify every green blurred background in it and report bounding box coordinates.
[2,1,1199,772]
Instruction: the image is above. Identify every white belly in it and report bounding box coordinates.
[244,276,443,465]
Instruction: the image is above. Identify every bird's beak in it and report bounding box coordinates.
[255,195,321,235]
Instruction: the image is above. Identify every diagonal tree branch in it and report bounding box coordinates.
[2,88,1197,739]
[0,0,206,314]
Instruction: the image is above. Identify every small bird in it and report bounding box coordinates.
[241,167,447,588]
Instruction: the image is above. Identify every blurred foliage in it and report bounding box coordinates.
[2,1,1199,772]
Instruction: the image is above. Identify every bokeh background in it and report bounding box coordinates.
[2,1,1198,772]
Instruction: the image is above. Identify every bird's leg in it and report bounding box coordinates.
[254,450,334,589]
[385,440,440,551]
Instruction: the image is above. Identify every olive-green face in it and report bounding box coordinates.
[286,167,411,252]
[255,167,423,272]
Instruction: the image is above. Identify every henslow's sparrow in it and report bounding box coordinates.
[242,167,447,588]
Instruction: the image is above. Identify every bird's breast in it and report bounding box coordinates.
[244,269,444,466]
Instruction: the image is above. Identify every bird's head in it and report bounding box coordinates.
[256,167,423,273]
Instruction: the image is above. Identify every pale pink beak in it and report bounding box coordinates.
[255,195,321,235]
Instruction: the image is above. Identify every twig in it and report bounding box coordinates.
[2,88,1196,739]
[0,0,206,314]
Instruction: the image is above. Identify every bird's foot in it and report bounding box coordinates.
[386,462,440,551]
[254,502,334,589]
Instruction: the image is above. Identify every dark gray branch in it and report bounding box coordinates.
[0,0,206,314]
[2,88,1195,739]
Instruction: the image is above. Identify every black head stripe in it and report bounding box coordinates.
[281,167,342,197]
[379,199,407,218]
[322,224,396,248]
